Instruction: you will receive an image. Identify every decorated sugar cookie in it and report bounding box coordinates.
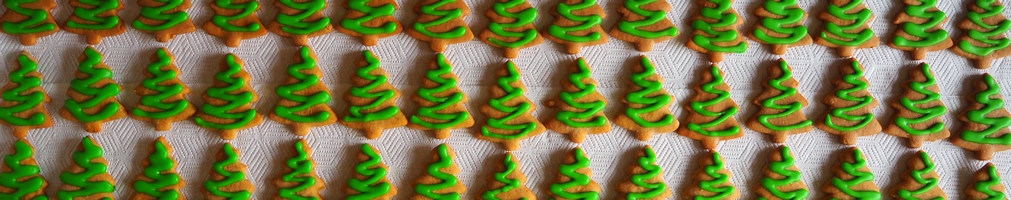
[202,0,267,47]
[61,47,127,133]
[0,139,47,199]
[132,48,196,131]
[131,137,185,200]
[889,0,952,60]
[614,56,677,141]
[341,50,407,139]
[749,0,811,54]
[747,59,812,143]
[0,51,52,138]
[678,65,742,150]
[65,0,125,44]
[273,140,325,199]
[408,53,474,139]
[0,0,59,45]
[337,0,402,46]
[195,54,263,140]
[269,46,337,136]
[548,147,600,199]
[57,136,115,200]
[816,0,878,57]
[823,147,881,199]
[952,73,1011,160]
[684,151,738,199]
[755,146,808,200]
[133,0,195,42]
[816,59,880,145]
[203,143,254,200]
[407,0,473,52]
[413,144,466,199]
[952,0,1011,69]
[481,152,534,200]
[884,63,948,148]
[267,0,333,46]
[477,61,545,150]
[544,0,608,54]
[544,58,611,143]
[616,146,670,200]
[346,144,397,200]
[889,151,946,200]
[686,0,747,62]
[966,163,1006,199]
[610,0,677,52]
[479,0,543,58]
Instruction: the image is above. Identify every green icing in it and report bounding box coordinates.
[548,148,598,199]
[555,58,607,128]
[0,54,47,126]
[547,0,603,43]
[623,56,674,128]
[758,146,808,200]
[893,0,949,48]
[414,144,461,199]
[819,0,876,46]
[274,46,333,123]
[616,0,677,39]
[893,63,946,136]
[410,53,469,129]
[195,54,258,130]
[64,48,122,123]
[347,144,392,200]
[133,139,182,200]
[57,137,114,199]
[752,0,808,45]
[962,74,1011,145]
[756,60,811,132]
[66,0,121,30]
[958,0,1011,57]
[204,143,251,199]
[625,147,666,200]
[481,61,539,139]
[412,0,468,39]
[485,0,538,48]
[690,0,746,53]
[823,60,875,132]
[277,141,319,199]
[132,0,190,31]
[686,66,739,137]
[133,49,191,120]
[1,0,57,34]
[829,148,881,199]
[482,154,525,200]
[345,50,400,123]
[693,152,734,199]
[339,0,397,35]
[274,0,329,35]
[0,140,46,199]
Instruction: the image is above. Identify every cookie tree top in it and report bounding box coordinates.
[477,61,545,151]
[545,58,611,143]
[133,0,195,42]
[755,146,808,200]
[413,144,466,199]
[269,46,337,136]
[890,151,946,200]
[407,0,473,52]
[615,56,678,141]
[341,50,407,139]
[0,51,51,138]
[481,153,535,200]
[678,65,741,150]
[61,47,126,133]
[548,147,600,199]
[132,48,196,131]
[687,0,747,62]
[889,0,952,60]
[816,59,880,145]
[268,0,333,46]
[65,0,125,44]
[747,59,812,143]
[195,54,262,140]
[616,146,670,200]
[884,63,948,148]
[0,139,47,199]
[749,0,811,54]
[952,74,1011,160]
[479,0,543,58]
[610,0,678,52]
[203,143,254,199]
[816,0,878,57]
[337,0,402,46]
[684,151,738,199]
[544,0,608,54]
[952,0,1011,69]
[57,136,115,200]
[0,0,59,45]
[202,0,267,47]
[966,163,1006,199]
[408,53,474,139]
[346,144,397,200]
[822,147,881,199]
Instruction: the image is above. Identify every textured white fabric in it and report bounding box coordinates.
[0,0,1008,199]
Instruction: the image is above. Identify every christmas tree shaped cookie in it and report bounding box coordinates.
[57,136,115,199]
[274,140,325,199]
[816,59,880,145]
[131,136,185,199]
[816,0,878,57]
[884,63,948,148]
[0,51,51,138]
[747,59,812,143]
[0,139,47,199]
[65,0,125,44]
[684,151,738,199]
[341,50,406,139]
[195,54,262,140]
[890,151,946,199]
[616,146,670,200]
[413,144,466,199]
[337,0,402,46]
[0,0,59,45]
[407,0,474,52]
[615,56,677,141]
[889,0,952,60]
[686,0,747,62]
[966,163,1006,199]
[269,46,337,136]
[548,147,600,199]
[202,0,266,47]
[823,147,881,199]
[132,0,195,42]
[268,0,332,46]
[132,48,196,131]
[755,146,808,200]
[479,0,543,58]
[203,143,253,200]
[952,74,1011,160]
[478,61,545,151]
[678,65,741,150]
[61,47,126,133]
[545,58,610,143]
[346,144,397,200]
[953,0,1011,69]
[409,53,474,139]
[749,0,811,55]
[610,0,677,52]
[545,0,607,54]
[481,152,534,200]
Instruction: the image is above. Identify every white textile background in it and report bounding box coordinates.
[0,0,1009,199]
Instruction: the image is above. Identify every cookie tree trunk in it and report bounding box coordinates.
[407,0,473,52]
[341,50,407,139]
[0,51,52,138]
[131,48,196,131]
[678,65,742,150]
[545,58,611,143]
[202,0,266,47]
[0,0,59,45]
[952,74,1011,160]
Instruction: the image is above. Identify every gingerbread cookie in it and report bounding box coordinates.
[684,151,738,199]
[477,61,545,151]
[544,58,610,143]
[203,143,254,199]
[131,136,185,200]
[749,0,811,55]
[952,0,1011,69]
[195,54,262,140]
[341,50,406,139]
[65,0,125,44]
[890,151,946,199]
[131,48,196,131]
[202,0,267,47]
[816,59,880,145]
[966,163,1006,199]
[408,53,474,139]
[747,59,812,143]
[755,146,808,200]
[616,146,669,200]
[346,144,397,200]
[686,0,746,62]
[337,0,402,46]
[678,65,742,150]
[480,152,534,200]
[884,63,948,148]
[0,139,47,199]
[0,0,59,45]
[952,73,1011,160]
[61,47,127,133]
[274,140,325,199]
[413,144,466,199]
[269,46,337,136]
[0,51,52,138]
[407,0,473,52]
[816,0,878,57]
[479,0,543,58]
[268,0,333,46]
[548,147,600,199]
[544,0,607,54]
[57,136,115,200]
[610,0,677,52]
[889,0,952,60]
[615,56,677,141]
[133,0,195,42]
[823,147,881,199]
